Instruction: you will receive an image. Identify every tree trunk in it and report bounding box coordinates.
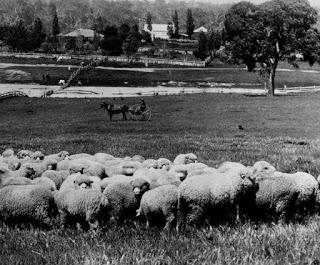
[267,64,277,96]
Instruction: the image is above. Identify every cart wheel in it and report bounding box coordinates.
[129,104,140,120]
[133,106,152,121]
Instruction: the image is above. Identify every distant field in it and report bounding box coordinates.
[1,63,320,89]
[2,93,320,264]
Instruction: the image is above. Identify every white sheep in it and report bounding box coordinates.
[0,185,56,227]
[44,151,69,163]
[105,160,141,177]
[100,175,131,191]
[178,167,257,226]
[93,153,115,164]
[41,170,70,189]
[22,158,58,179]
[173,153,198,165]
[132,155,145,163]
[169,163,209,181]
[2,148,14,157]
[54,188,109,229]
[102,178,150,222]
[157,158,172,170]
[137,184,178,230]
[0,163,36,187]
[141,159,158,169]
[59,173,101,191]
[133,168,181,189]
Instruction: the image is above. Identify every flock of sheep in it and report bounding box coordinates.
[0,148,319,231]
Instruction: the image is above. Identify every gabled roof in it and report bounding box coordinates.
[59,28,104,38]
[194,26,208,33]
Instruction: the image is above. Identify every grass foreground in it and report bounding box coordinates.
[2,93,320,264]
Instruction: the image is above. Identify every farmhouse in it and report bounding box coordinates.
[143,24,169,40]
[58,29,104,41]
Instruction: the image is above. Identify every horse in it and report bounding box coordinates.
[100,102,131,121]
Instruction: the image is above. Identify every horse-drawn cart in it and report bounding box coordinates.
[100,102,152,121]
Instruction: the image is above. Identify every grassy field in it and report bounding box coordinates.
[2,56,320,89]
[2,93,320,264]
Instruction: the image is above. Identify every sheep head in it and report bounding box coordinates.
[131,178,150,198]
[251,161,276,180]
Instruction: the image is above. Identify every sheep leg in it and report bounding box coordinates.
[164,213,175,231]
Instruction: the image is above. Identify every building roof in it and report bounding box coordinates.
[144,24,168,32]
[194,26,208,33]
[59,28,104,38]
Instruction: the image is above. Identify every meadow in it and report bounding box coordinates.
[2,93,320,264]
[2,56,320,89]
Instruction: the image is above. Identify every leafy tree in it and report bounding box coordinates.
[224,0,319,96]
[101,25,123,55]
[146,12,152,32]
[172,10,179,38]
[141,30,152,43]
[195,32,208,60]
[31,17,46,50]
[123,25,142,57]
[207,30,223,57]
[119,23,130,41]
[186,9,195,39]
[167,22,174,39]
[5,20,28,51]
[52,11,60,36]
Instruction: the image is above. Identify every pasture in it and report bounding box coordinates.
[2,56,320,89]
[2,93,320,264]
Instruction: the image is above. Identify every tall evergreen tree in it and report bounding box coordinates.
[146,12,152,32]
[32,17,46,49]
[172,10,179,38]
[186,9,195,39]
[52,12,60,36]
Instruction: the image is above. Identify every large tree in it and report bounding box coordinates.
[52,11,60,36]
[186,9,195,39]
[224,0,319,96]
[172,10,179,38]
[146,12,152,32]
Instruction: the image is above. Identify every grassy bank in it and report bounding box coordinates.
[2,93,320,264]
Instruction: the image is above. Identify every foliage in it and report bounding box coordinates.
[186,9,195,39]
[172,10,179,38]
[52,12,60,36]
[31,17,46,50]
[167,22,174,39]
[194,32,208,60]
[146,12,152,32]
[122,25,142,57]
[224,0,320,96]
[141,30,152,43]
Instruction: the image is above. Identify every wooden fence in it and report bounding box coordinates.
[0,52,206,67]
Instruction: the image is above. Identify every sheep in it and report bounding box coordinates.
[250,174,300,222]
[173,153,198,165]
[217,161,249,174]
[57,160,85,172]
[100,175,131,191]
[273,171,318,218]
[132,155,145,163]
[93,153,115,164]
[142,159,158,169]
[54,188,109,230]
[177,167,258,227]
[68,153,94,160]
[0,163,36,187]
[250,161,315,220]
[137,184,178,230]
[157,158,172,170]
[133,168,181,189]
[17,150,34,159]
[0,155,21,170]
[105,161,141,177]
[59,173,101,191]
[44,151,69,163]
[0,185,56,227]
[31,151,45,161]
[169,163,209,181]
[2,148,14,157]
[21,158,58,179]
[102,178,150,223]
[32,177,57,192]
[41,170,70,189]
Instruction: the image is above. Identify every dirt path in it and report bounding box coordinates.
[0,62,319,74]
[1,83,320,98]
